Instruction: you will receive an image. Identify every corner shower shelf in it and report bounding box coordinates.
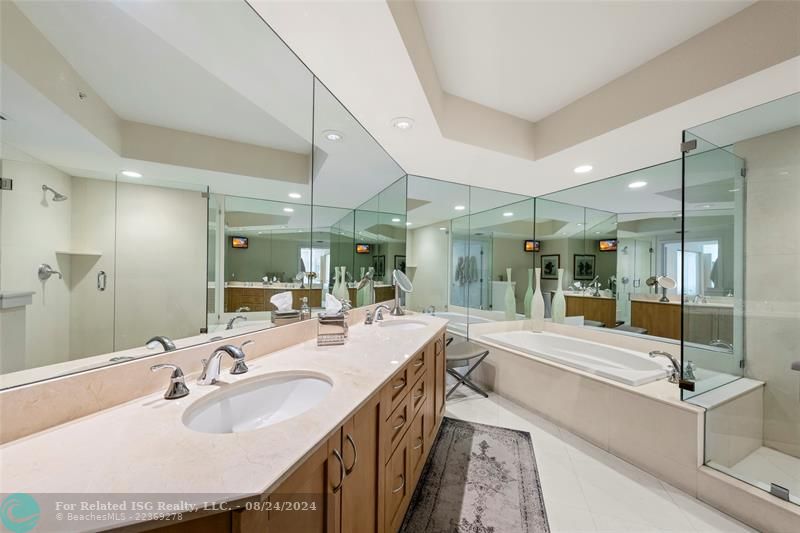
[55,250,102,256]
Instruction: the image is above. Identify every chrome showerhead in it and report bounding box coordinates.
[42,184,68,202]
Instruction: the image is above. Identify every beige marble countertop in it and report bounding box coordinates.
[630,294,735,308]
[0,314,447,531]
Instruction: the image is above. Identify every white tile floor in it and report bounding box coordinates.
[444,387,755,532]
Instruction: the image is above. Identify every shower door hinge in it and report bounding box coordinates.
[0,177,12,190]
[681,139,697,153]
[770,483,790,502]
[201,191,209,198]
[740,167,747,178]
[739,359,746,369]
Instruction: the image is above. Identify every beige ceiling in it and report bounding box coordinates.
[415,0,753,122]
[254,0,800,198]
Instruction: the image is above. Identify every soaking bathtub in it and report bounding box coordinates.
[480,330,670,386]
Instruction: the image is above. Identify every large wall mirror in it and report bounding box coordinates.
[0,0,315,387]
[310,79,407,310]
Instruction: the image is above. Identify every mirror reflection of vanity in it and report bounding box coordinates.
[0,0,418,390]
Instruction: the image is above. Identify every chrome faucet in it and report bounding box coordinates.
[649,350,682,383]
[146,335,176,352]
[226,315,247,330]
[150,364,189,399]
[374,304,392,322]
[424,305,436,314]
[235,306,251,313]
[588,276,601,297]
[197,342,252,385]
[692,294,707,304]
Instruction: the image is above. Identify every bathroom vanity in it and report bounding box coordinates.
[564,293,616,327]
[0,314,448,533]
[224,286,396,313]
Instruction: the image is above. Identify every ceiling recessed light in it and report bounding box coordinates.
[439,227,447,231]
[288,192,302,199]
[283,207,294,213]
[702,204,711,208]
[577,223,583,226]
[405,222,412,226]
[574,165,593,174]
[392,117,414,130]
[322,130,343,142]
[391,218,401,222]
[728,188,740,193]
[594,231,601,234]
[503,212,514,217]
[628,181,647,189]
[454,205,466,211]
[121,170,142,178]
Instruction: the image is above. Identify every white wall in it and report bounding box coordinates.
[0,159,72,371]
[735,125,800,458]
[114,181,207,351]
[406,223,449,312]
[68,177,115,359]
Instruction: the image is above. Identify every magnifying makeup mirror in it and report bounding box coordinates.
[391,269,413,316]
[657,275,676,302]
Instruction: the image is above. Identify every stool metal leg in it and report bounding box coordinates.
[446,350,489,399]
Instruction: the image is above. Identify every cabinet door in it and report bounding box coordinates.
[433,334,446,424]
[384,437,410,533]
[254,430,342,533]
[342,396,380,533]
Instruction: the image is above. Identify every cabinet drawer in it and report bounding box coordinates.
[409,348,426,382]
[409,371,427,415]
[383,367,410,417]
[383,394,410,461]
[384,436,410,533]
[408,409,426,483]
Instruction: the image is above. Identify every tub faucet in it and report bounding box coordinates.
[226,315,247,330]
[710,339,733,351]
[146,335,176,352]
[649,350,681,383]
[197,342,251,385]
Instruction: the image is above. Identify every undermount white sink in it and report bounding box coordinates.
[183,373,332,434]
[378,319,428,331]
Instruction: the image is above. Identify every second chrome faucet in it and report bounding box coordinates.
[198,341,253,385]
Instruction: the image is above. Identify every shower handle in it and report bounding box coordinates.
[38,264,63,281]
[97,270,107,291]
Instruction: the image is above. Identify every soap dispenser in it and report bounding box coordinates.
[300,296,311,321]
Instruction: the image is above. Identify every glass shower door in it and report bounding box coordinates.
[681,132,745,399]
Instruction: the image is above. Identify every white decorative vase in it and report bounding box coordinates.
[332,266,341,298]
[524,268,534,318]
[531,267,545,332]
[552,268,566,324]
[504,268,516,321]
[336,266,349,302]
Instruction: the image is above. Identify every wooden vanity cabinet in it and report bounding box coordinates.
[146,329,446,533]
[564,295,616,327]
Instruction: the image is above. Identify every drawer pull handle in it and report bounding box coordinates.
[412,390,424,400]
[344,433,358,475]
[391,474,406,494]
[413,438,423,450]
[392,416,406,431]
[413,359,424,368]
[392,377,407,390]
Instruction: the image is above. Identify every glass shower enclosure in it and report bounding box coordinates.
[681,93,800,506]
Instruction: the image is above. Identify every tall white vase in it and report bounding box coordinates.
[531,267,545,332]
[551,268,566,324]
[504,268,516,321]
[336,266,349,302]
[332,266,341,299]
[523,268,534,318]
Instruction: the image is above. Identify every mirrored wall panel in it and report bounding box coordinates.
[0,0,314,387]
[310,79,407,310]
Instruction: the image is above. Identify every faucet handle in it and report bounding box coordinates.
[230,343,250,375]
[150,364,190,400]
